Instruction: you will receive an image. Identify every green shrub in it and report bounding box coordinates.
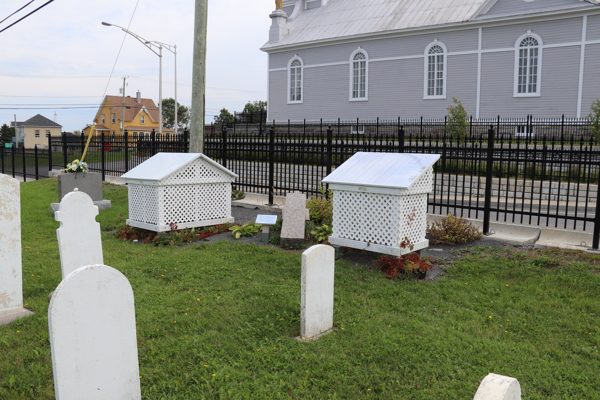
[311,224,332,243]
[232,190,245,201]
[427,214,482,245]
[447,97,469,141]
[587,99,600,141]
[306,187,333,225]
[229,223,262,239]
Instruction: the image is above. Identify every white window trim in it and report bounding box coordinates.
[287,55,304,104]
[111,113,116,124]
[349,47,369,102]
[513,31,543,98]
[423,41,447,100]
[140,115,145,124]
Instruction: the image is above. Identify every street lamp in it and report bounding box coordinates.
[101,22,164,134]
[149,41,177,135]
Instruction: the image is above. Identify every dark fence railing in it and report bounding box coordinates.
[48,129,189,178]
[205,116,600,247]
[6,116,600,248]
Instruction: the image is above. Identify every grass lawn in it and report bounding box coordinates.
[0,179,599,399]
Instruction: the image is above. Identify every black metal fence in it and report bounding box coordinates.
[205,116,600,247]
[4,116,600,248]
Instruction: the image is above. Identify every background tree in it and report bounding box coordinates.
[214,108,235,126]
[242,100,267,123]
[161,98,191,133]
[447,97,469,141]
[0,124,15,145]
[587,99,600,141]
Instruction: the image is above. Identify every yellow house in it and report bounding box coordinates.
[11,114,62,149]
[83,91,173,140]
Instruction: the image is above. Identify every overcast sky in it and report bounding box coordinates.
[0,0,274,132]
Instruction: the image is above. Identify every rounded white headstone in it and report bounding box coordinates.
[48,264,141,400]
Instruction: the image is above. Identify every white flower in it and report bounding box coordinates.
[71,164,77,171]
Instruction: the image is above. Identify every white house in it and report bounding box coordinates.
[262,0,600,120]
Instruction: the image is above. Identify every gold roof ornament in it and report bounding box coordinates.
[275,0,284,10]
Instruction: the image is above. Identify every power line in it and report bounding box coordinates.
[0,0,36,25]
[0,95,103,98]
[100,0,141,99]
[0,0,55,34]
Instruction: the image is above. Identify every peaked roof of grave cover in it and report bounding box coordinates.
[263,0,600,50]
[121,153,238,182]
[322,152,440,189]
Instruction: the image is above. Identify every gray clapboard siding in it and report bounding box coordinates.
[479,46,581,117]
[269,28,479,70]
[482,17,583,49]
[484,0,593,17]
[588,14,600,40]
[582,43,600,112]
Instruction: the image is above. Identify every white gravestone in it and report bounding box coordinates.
[473,373,521,400]
[0,174,33,326]
[55,190,103,279]
[300,244,335,339]
[281,192,310,246]
[49,264,141,400]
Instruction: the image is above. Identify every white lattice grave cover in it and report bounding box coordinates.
[322,152,440,256]
[121,153,238,232]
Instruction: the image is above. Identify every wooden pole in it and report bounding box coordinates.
[190,0,208,153]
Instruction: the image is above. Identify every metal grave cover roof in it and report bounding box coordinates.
[121,153,238,181]
[322,152,440,189]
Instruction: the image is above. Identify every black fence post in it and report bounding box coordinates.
[62,132,68,168]
[21,145,26,182]
[0,143,4,175]
[483,125,495,235]
[124,129,129,173]
[326,125,333,177]
[34,145,39,180]
[101,131,105,181]
[151,129,156,156]
[11,145,15,178]
[268,125,275,206]
[48,135,52,171]
[184,130,189,152]
[398,121,405,153]
[593,137,600,249]
[81,131,85,155]
[222,125,228,169]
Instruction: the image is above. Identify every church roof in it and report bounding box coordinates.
[263,0,599,50]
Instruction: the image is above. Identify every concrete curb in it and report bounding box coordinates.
[537,228,593,250]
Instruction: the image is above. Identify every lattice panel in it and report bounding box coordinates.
[197,184,231,221]
[162,159,233,186]
[404,166,434,195]
[332,191,428,248]
[128,185,159,225]
[332,191,402,247]
[159,184,231,226]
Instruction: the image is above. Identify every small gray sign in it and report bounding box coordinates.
[256,215,278,225]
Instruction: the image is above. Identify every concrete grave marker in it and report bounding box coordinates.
[55,190,103,279]
[50,172,111,216]
[299,244,335,340]
[281,191,309,246]
[0,174,33,326]
[49,264,141,400]
[473,373,521,400]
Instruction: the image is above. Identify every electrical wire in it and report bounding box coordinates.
[0,0,54,34]
[100,0,141,100]
[0,0,36,25]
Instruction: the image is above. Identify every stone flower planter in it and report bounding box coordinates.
[51,172,111,215]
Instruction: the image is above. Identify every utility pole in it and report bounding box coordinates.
[190,0,208,153]
[121,76,128,140]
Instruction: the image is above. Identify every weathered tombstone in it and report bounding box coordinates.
[49,264,141,400]
[281,191,310,246]
[299,244,335,340]
[473,373,521,400]
[0,174,33,326]
[51,172,111,216]
[55,190,104,279]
